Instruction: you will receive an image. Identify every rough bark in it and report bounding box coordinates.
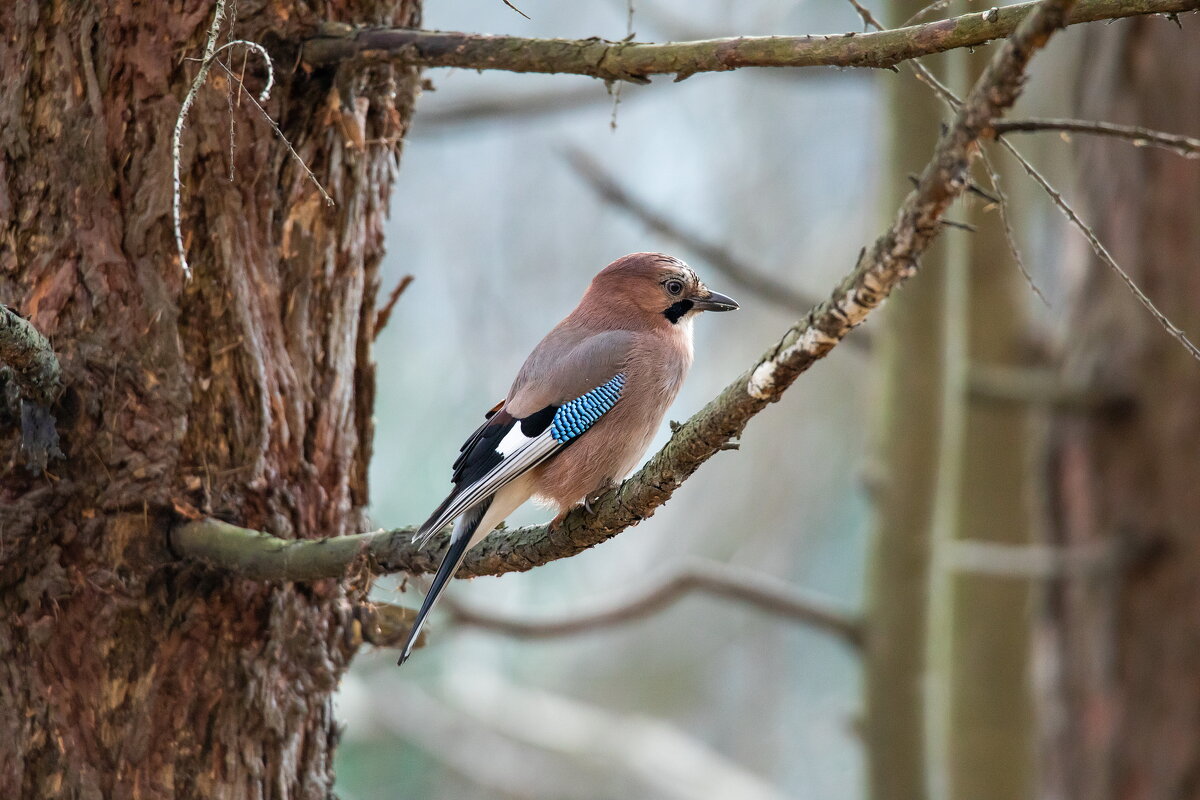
[1045,18,1200,800]
[0,1,419,797]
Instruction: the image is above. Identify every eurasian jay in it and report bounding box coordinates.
[398,252,738,664]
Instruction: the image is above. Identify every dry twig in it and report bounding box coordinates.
[996,137,1200,361]
[979,147,1050,306]
[993,117,1200,158]
[444,557,862,647]
[373,274,414,340]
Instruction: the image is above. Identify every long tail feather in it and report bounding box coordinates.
[397,499,491,665]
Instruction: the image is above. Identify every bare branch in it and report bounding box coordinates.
[173,0,229,279]
[561,148,867,345]
[216,63,333,205]
[413,86,620,132]
[300,0,1189,82]
[173,0,1079,584]
[500,0,531,20]
[979,147,1050,306]
[996,137,1200,362]
[946,539,1117,578]
[373,274,414,340]
[170,517,398,582]
[967,364,1133,414]
[993,117,1200,158]
[444,557,863,648]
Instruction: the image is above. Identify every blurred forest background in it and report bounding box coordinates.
[331,2,1200,800]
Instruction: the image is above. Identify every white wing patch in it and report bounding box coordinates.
[496,425,533,457]
[417,430,561,542]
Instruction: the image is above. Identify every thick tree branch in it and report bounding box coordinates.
[443,557,863,648]
[301,0,1187,81]
[173,0,1079,584]
[0,305,63,408]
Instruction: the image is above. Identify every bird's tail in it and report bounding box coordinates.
[397,499,491,666]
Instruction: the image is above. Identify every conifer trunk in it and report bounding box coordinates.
[0,2,419,795]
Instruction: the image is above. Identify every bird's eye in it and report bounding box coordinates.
[665,280,684,296]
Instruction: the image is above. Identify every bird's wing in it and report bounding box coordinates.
[413,331,634,545]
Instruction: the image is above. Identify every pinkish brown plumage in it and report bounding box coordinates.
[398,252,738,665]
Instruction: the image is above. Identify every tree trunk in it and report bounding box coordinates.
[0,1,419,796]
[923,54,1036,800]
[1045,19,1200,800]
[863,3,950,793]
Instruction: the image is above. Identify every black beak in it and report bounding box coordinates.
[690,290,739,312]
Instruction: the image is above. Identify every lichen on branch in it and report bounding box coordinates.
[300,0,1188,82]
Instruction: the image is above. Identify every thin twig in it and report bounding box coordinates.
[300,0,1190,81]
[173,0,1079,583]
[373,274,414,340]
[844,0,878,30]
[174,25,277,278]
[902,0,964,26]
[500,0,531,20]
[980,147,1050,306]
[216,62,334,206]
[994,117,1200,158]
[997,137,1200,362]
[443,557,862,648]
[173,0,229,279]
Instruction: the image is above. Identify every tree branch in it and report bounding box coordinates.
[174,0,1078,583]
[443,557,863,648]
[993,117,1200,157]
[300,0,1187,81]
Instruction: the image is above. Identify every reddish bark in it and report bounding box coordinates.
[0,1,419,796]
[1046,19,1200,800]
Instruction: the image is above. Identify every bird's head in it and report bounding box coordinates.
[586,252,739,327]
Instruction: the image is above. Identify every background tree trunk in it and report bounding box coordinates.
[862,0,949,792]
[0,1,419,796]
[923,53,1036,800]
[1046,19,1200,800]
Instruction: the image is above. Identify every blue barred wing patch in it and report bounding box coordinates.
[550,373,626,443]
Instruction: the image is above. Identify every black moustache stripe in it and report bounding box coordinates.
[663,299,693,324]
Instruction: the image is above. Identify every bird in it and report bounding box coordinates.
[398,252,738,664]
